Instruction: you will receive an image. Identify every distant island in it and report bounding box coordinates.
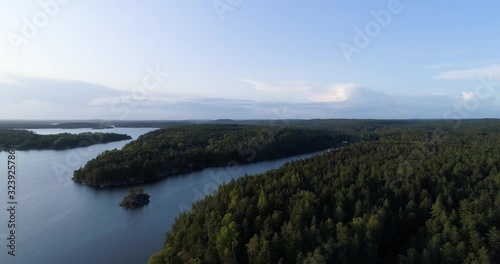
[119,187,150,209]
[0,129,132,150]
[73,124,348,187]
[0,121,114,129]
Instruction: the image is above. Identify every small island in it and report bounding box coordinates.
[119,187,150,209]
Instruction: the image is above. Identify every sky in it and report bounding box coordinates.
[1,0,500,120]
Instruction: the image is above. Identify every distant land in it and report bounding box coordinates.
[2,118,500,130]
[0,119,286,129]
[0,121,115,129]
[0,129,132,150]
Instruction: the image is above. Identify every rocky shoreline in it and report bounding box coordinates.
[119,187,150,209]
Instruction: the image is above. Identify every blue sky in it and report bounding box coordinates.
[1,0,499,119]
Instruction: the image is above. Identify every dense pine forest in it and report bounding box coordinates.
[73,124,347,187]
[0,129,131,150]
[149,121,500,264]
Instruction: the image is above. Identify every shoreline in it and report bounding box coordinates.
[73,147,340,189]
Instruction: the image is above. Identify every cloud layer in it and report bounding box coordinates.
[242,80,389,103]
[1,74,499,120]
[435,65,500,80]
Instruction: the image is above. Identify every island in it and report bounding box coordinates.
[0,121,114,129]
[0,129,132,150]
[119,187,150,209]
[73,124,349,187]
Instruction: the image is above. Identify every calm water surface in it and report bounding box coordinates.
[0,128,325,263]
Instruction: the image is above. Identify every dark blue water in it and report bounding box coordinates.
[0,128,325,263]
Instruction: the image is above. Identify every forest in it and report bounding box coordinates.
[149,121,500,264]
[72,124,348,187]
[0,129,132,150]
[0,121,114,129]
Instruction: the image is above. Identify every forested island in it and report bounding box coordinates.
[0,121,114,129]
[119,187,150,209]
[149,121,500,264]
[73,124,348,187]
[0,129,132,150]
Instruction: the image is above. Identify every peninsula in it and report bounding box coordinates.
[73,124,348,187]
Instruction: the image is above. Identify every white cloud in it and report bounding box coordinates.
[243,79,393,104]
[241,79,311,94]
[462,92,476,101]
[242,79,383,103]
[21,100,55,107]
[308,83,357,102]
[89,95,206,107]
[426,63,456,70]
[0,73,18,85]
[0,75,125,119]
[435,65,500,80]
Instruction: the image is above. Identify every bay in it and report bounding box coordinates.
[0,128,326,263]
